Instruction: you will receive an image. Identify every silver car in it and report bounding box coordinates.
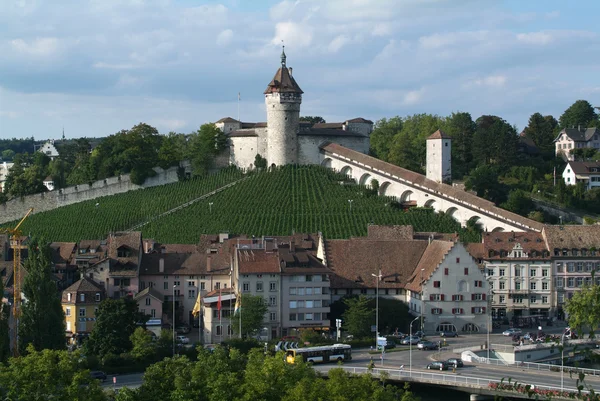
[401,335,420,345]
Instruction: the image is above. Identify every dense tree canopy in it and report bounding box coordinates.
[523,112,558,154]
[233,294,268,338]
[19,239,66,353]
[299,116,326,125]
[564,284,600,338]
[559,100,598,129]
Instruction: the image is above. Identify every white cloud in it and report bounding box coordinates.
[271,21,313,48]
[517,32,553,45]
[418,31,487,49]
[0,111,21,118]
[472,75,507,87]
[328,35,349,53]
[269,1,300,20]
[403,89,424,105]
[216,29,234,46]
[10,37,58,56]
[371,23,392,37]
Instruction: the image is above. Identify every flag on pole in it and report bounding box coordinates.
[234,291,242,315]
[217,290,222,312]
[191,292,202,317]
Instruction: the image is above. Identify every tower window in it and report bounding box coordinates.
[445,142,448,147]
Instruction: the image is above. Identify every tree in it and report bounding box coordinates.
[299,116,325,125]
[187,123,228,176]
[232,294,268,338]
[135,355,195,401]
[19,239,66,353]
[501,190,534,216]
[130,327,155,362]
[157,132,186,170]
[559,100,598,129]
[472,115,518,167]
[443,112,475,178]
[464,165,509,205]
[342,295,373,338]
[387,132,420,172]
[564,284,600,338]
[254,154,267,169]
[84,297,146,358]
[0,345,107,401]
[369,117,402,161]
[1,149,15,161]
[523,112,558,154]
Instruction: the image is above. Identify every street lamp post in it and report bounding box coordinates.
[561,332,568,392]
[209,202,213,213]
[172,284,177,356]
[420,269,425,333]
[409,316,420,374]
[486,276,493,361]
[371,270,383,365]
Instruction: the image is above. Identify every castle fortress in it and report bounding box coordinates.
[215,48,373,169]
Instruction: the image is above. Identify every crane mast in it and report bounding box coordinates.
[1,208,33,356]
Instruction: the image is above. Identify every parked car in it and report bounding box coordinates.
[417,341,438,350]
[426,361,448,371]
[90,371,107,382]
[414,331,425,338]
[446,358,464,367]
[502,328,522,336]
[400,336,420,345]
[176,335,190,344]
[440,331,458,337]
[176,325,191,334]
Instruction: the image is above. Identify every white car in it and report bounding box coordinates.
[502,328,522,336]
[177,335,190,344]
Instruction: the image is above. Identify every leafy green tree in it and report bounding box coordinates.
[135,355,195,401]
[0,345,107,401]
[564,284,600,338]
[501,190,534,216]
[254,154,267,169]
[443,111,475,178]
[299,116,326,125]
[1,149,15,160]
[559,100,598,129]
[399,113,444,168]
[232,294,268,338]
[472,115,518,167]
[523,112,558,153]
[19,239,66,353]
[187,123,228,176]
[465,165,508,205]
[158,132,187,170]
[388,132,420,172]
[130,327,156,362]
[84,297,146,358]
[342,295,373,338]
[370,117,402,161]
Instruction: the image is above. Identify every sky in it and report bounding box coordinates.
[1,0,600,140]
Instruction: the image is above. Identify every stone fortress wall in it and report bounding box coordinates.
[0,165,183,225]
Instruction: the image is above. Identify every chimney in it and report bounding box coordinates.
[207,255,212,271]
[159,257,164,273]
[289,67,293,76]
[290,241,296,253]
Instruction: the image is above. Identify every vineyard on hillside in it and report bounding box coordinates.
[2,165,481,243]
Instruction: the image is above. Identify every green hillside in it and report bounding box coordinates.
[3,165,480,243]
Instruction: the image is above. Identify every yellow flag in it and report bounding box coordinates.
[192,292,202,317]
[234,292,241,314]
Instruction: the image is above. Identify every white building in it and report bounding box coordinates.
[43,176,55,191]
[406,241,489,334]
[215,48,372,169]
[37,140,60,160]
[426,130,452,183]
[554,127,600,161]
[0,162,13,192]
[562,161,600,189]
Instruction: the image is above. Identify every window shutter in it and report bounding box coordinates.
[471,294,475,301]
[482,307,486,313]
[471,307,475,313]
[441,294,445,301]
[444,268,449,275]
[430,295,434,301]
[482,293,486,300]
[461,308,464,314]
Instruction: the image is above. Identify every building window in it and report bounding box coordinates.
[256,282,263,292]
[499,269,505,277]
[567,263,575,272]
[200,282,206,291]
[289,287,296,295]
[243,283,250,292]
[429,294,444,301]
[216,325,223,336]
[514,296,524,304]
[269,296,277,306]
[530,296,537,304]
[298,288,305,296]
[474,280,483,287]
[576,277,584,287]
[215,282,220,290]
[542,296,548,304]
[79,308,86,317]
[95,293,101,302]
[431,308,442,315]
[145,298,151,306]
[556,263,563,273]
[556,277,564,288]
[164,282,168,290]
[444,268,448,275]
[542,269,548,277]
[456,258,460,263]
[289,301,297,309]
[514,267,521,277]
[65,307,71,316]
[289,313,297,321]
[464,268,468,275]
[151,309,156,317]
[472,294,485,301]
[188,290,196,298]
[452,294,462,301]
[270,282,277,291]
[567,277,575,287]
[530,282,537,290]
[80,294,85,302]
[188,281,196,287]
[433,281,441,288]
[306,301,314,308]
[297,313,304,321]
[542,282,548,290]
[515,282,521,290]
[270,312,276,321]
[530,269,536,277]
[452,308,463,315]
[499,295,505,304]
[306,287,313,295]
[499,281,505,290]
[472,307,486,314]
[305,313,314,321]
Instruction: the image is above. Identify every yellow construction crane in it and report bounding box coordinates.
[0,207,33,356]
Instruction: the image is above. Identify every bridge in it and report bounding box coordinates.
[315,364,589,401]
[320,142,544,233]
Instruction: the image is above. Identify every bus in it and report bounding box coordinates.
[286,344,352,364]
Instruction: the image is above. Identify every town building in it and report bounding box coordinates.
[542,225,600,320]
[134,286,164,321]
[554,127,600,161]
[426,130,452,183]
[202,288,236,344]
[43,176,55,191]
[0,162,13,192]
[61,276,106,345]
[214,48,372,169]
[49,241,78,290]
[471,232,552,322]
[562,161,600,189]
[37,140,60,160]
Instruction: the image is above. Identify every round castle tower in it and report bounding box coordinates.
[264,47,303,166]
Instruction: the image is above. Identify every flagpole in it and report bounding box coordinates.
[239,293,242,339]
[219,288,222,341]
[229,269,233,339]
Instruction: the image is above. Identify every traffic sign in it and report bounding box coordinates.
[113,376,116,384]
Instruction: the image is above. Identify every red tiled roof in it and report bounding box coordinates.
[141,251,231,276]
[264,66,303,94]
[237,249,281,274]
[542,225,600,251]
[320,142,544,232]
[61,276,105,303]
[313,123,343,129]
[405,240,455,293]
[216,117,239,123]
[49,242,76,264]
[482,231,549,260]
[427,130,451,140]
[326,239,428,289]
[346,118,374,124]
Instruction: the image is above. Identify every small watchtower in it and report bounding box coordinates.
[426,130,452,183]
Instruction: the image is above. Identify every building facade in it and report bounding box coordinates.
[562,161,600,189]
[554,127,600,161]
[61,277,106,344]
[426,130,452,183]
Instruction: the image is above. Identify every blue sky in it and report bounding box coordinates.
[1,0,599,139]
